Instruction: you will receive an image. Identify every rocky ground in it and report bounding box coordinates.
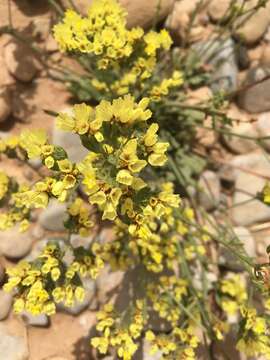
[1,0,270,359]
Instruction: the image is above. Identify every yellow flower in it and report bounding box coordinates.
[33,192,49,209]
[144,123,159,147]
[20,130,47,159]
[58,159,73,173]
[116,169,133,186]
[75,286,85,302]
[13,298,25,314]
[45,156,55,169]
[148,153,167,167]
[89,191,106,205]
[0,171,9,200]
[63,174,77,189]
[51,267,61,281]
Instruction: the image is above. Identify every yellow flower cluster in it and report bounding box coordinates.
[0,135,19,154]
[218,274,247,316]
[149,71,183,102]
[147,276,188,326]
[67,197,94,237]
[54,0,142,62]
[146,325,199,360]
[71,244,105,280]
[237,307,270,359]
[0,171,9,200]
[53,0,181,100]
[263,183,270,204]
[4,243,88,314]
[110,200,181,272]
[0,182,31,232]
[57,96,180,229]
[91,300,146,360]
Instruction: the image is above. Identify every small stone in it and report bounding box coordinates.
[198,170,221,211]
[39,199,67,231]
[0,290,12,320]
[0,87,11,123]
[4,40,38,82]
[233,0,270,45]
[61,0,174,28]
[223,122,259,154]
[234,227,256,258]
[122,0,174,28]
[21,312,49,327]
[32,17,51,41]
[238,67,270,113]
[97,266,125,304]
[166,0,207,43]
[0,227,33,260]
[230,153,270,226]
[220,227,256,271]
[256,112,270,151]
[0,50,14,87]
[53,110,89,163]
[0,324,29,360]
[28,158,42,169]
[193,38,238,92]
[46,34,59,53]
[31,225,45,240]
[261,44,270,67]
[208,0,231,22]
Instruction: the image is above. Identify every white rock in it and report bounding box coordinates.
[39,199,67,231]
[21,312,49,327]
[231,153,270,226]
[0,290,12,320]
[198,170,221,211]
[4,40,38,82]
[0,87,11,123]
[0,324,29,360]
[0,227,33,260]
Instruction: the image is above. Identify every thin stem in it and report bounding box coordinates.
[47,0,64,15]
[177,242,213,337]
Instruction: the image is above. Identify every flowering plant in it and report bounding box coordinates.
[1,1,270,359]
